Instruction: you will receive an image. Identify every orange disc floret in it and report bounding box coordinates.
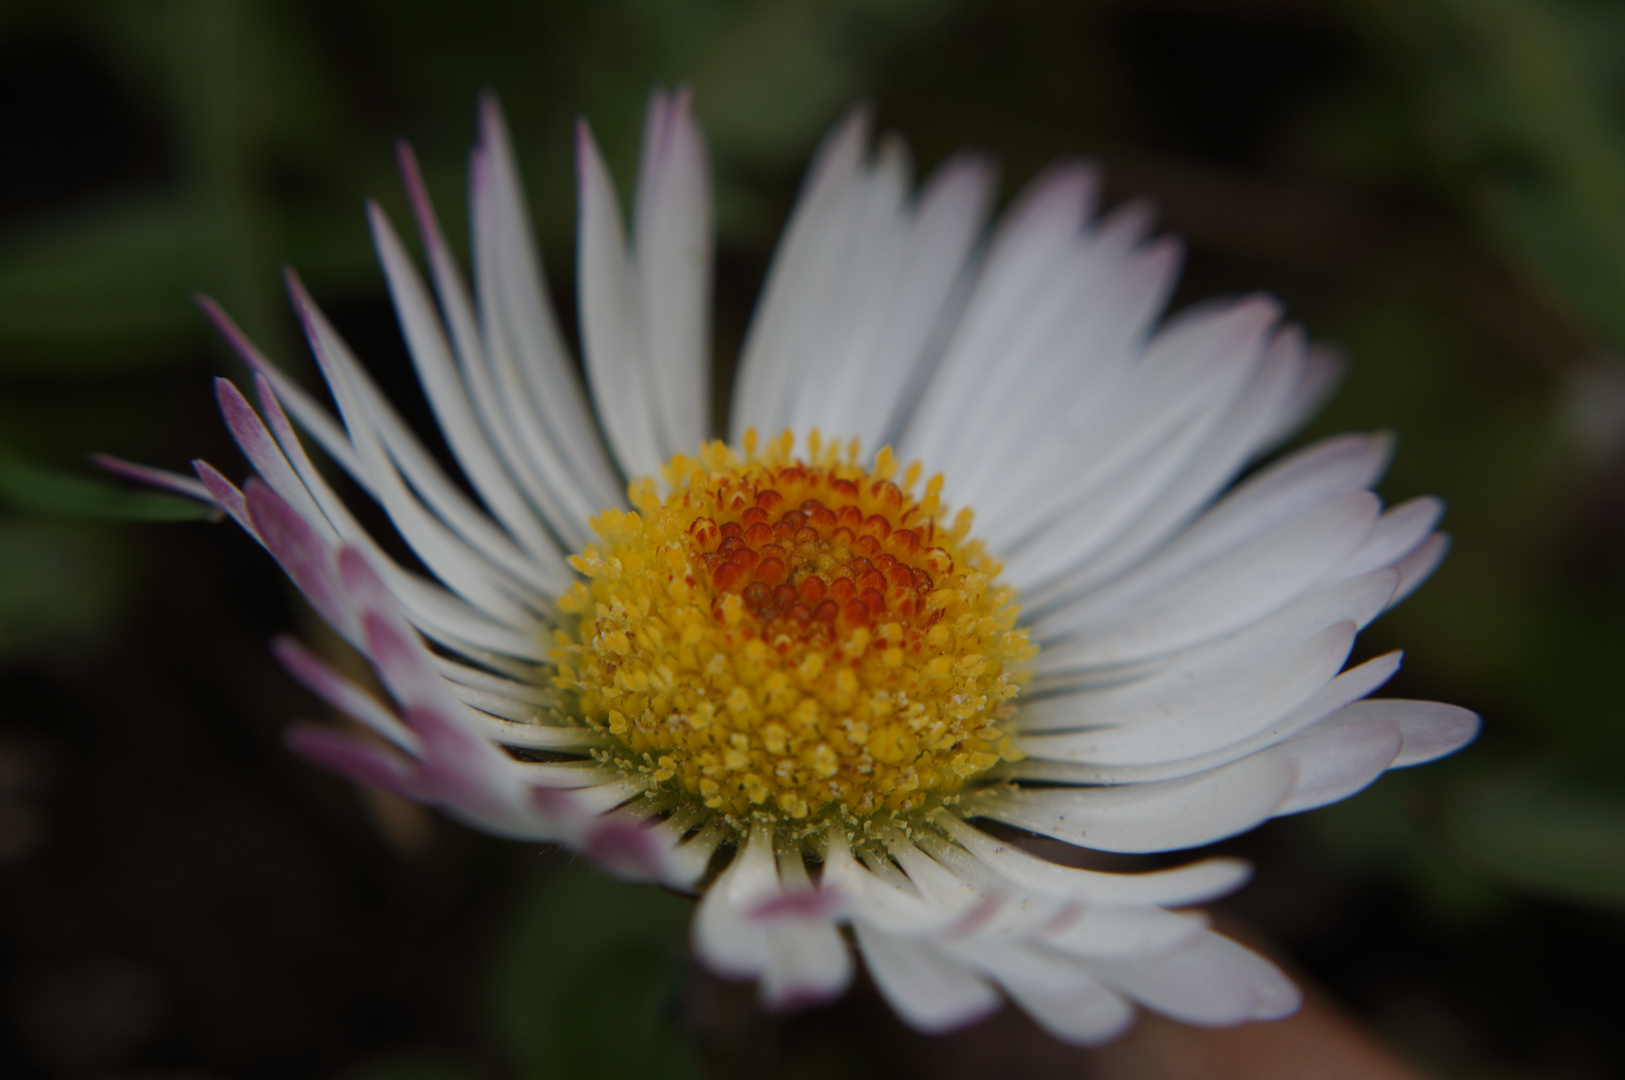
[555,429,1034,829]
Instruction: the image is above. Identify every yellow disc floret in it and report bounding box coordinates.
[555,430,1033,830]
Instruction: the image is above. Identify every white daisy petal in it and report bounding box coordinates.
[935,815,1252,907]
[732,108,874,441]
[1268,718,1404,816]
[974,295,1278,553]
[760,849,853,1008]
[1031,565,1399,694]
[970,752,1299,854]
[1044,492,1381,667]
[1019,322,1307,605]
[1090,931,1301,1025]
[1310,698,1482,768]
[244,367,544,659]
[1008,650,1403,787]
[1391,530,1451,604]
[1051,431,1392,619]
[635,88,713,457]
[368,202,570,585]
[1001,971,1135,1046]
[852,921,1002,1034]
[1330,495,1443,584]
[902,162,1110,474]
[289,274,559,622]
[692,821,779,978]
[1017,622,1357,766]
[475,95,624,515]
[576,119,665,480]
[780,149,997,450]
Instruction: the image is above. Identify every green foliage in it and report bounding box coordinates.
[492,860,702,1080]
[1443,745,1625,911]
[0,518,130,662]
[1358,0,1625,349]
[0,199,210,369]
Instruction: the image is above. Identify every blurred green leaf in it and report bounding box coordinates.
[1365,0,1625,347]
[1300,772,1509,923]
[1444,765,1625,910]
[0,450,210,521]
[0,198,208,367]
[0,518,130,661]
[493,860,702,1080]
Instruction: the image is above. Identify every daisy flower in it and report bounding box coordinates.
[144,89,1479,1043]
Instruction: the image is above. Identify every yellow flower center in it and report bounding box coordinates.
[556,431,1032,830]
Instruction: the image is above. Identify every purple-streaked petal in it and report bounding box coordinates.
[192,460,251,533]
[244,480,351,633]
[286,723,422,800]
[91,453,216,505]
[271,636,419,753]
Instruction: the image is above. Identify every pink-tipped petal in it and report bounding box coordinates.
[271,636,419,753]
[192,460,252,533]
[90,453,216,505]
[196,292,272,374]
[361,609,449,715]
[252,374,304,459]
[244,480,348,631]
[338,546,409,633]
[582,813,673,882]
[286,723,422,800]
[749,886,845,923]
[396,140,449,261]
[217,377,341,547]
[402,703,510,809]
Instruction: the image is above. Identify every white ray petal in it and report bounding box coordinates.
[367,203,568,585]
[972,296,1277,551]
[1040,492,1380,666]
[1090,932,1300,1026]
[1309,698,1481,769]
[1041,432,1391,630]
[969,752,1298,854]
[1015,622,1356,765]
[935,815,1252,906]
[732,109,873,440]
[1020,323,1307,604]
[635,87,713,456]
[476,96,624,511]
[576,120,664,480]
[853,921,1001,1034]
[1006,650,1402,786]
[1031,566,1398,695]
[1330,495,1443,585]
[1002,971,1135,1046]
[692,821,777,977]
[291,283,552,635]
[1269,719,1403,816]
[251,370,546,658]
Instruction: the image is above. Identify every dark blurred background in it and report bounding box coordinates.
[1,1,1622,1077]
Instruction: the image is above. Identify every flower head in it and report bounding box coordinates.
[164,89,1478,1043]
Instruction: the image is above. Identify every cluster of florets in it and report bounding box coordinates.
[555,432,1032,828]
